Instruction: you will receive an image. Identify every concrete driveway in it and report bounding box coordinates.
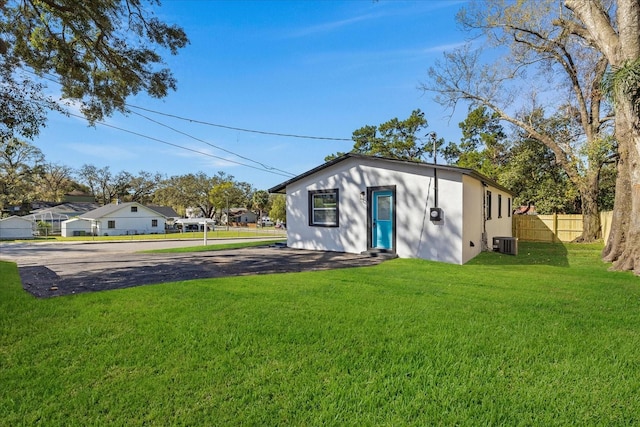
[0,239,385,298]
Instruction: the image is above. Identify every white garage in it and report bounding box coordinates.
[0,216,34,240]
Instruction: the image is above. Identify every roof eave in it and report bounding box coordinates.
[267,153,515,196]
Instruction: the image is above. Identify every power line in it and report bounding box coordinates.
[129,109,294,176]
[21,68,352,141]
[65,111,295,178]
[19,68,298,177]
[125,104,352,141]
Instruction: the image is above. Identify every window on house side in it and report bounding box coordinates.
[131,206,138,212]
[486,191,492,220]
[108,220,116,229]
[309,189,339,227]
[498,194,502,218]
[152,219,158,227]
[508,198,512,217]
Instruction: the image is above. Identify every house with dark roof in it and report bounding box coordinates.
[25,202,100,234]
[269,153,515,264]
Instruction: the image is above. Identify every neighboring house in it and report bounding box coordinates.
[269,153,515,265]
[146,205,180,227]
[514,205,538,215]
[0,216,34,240]
[63,202,167,236]
[226,208,257,225]
[61,217,93,237]
[26,202,100,234]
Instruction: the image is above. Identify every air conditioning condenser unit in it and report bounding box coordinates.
[492,237,518,255]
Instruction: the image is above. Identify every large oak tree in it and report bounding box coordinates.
[425,0,613,244]
[0,0,188,139]
[559,0,640,273]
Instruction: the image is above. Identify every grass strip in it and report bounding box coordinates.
[141,239,286,253]
[8,229,285,243]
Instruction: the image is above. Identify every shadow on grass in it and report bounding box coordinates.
[468,242,570,267]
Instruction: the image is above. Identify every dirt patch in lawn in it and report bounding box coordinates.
[18,246,387,298]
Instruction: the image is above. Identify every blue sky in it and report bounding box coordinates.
[34,0,470,190]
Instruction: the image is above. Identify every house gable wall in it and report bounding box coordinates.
[0,216,33,239]
[483,183,514,247]
[461,175,514,263]
[88,203,166,236]
[61,218,92,237]
[285,157,466,264]
[462,176,485,263]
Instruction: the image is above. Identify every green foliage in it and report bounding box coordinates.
[0,60,61,140]
[501,135,580,214]
[327,109,437,161]
[1,243,639,424]
[37,162,77,203]
[75,164,161,205]
[36,220,51,236]
[602,57,640,114]
[0,138,44,213]
[0,0,188,138]
[208,175,254,220]
[269,193,286,222]
[597,163,617,212]
[444,106,509,180]
[252,190,270,216]
[208,181,235,217]
[154,171,233,218]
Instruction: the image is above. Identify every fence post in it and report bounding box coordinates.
[553,213,558,243]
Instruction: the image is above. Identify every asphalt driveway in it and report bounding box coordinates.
[0,239,386,298]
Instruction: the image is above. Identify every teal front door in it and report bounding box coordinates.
[372,190,394,250]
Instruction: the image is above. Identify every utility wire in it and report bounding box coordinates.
[125,104,352,141]
[20,68,298,177]
[129,109,295,176]
[21,68,351,141]
[65,111,295,178]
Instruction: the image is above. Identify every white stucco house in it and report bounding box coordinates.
[269,154,515,265]
[61,217,93,237]
[0,216,34,239]
[62,202,167,236]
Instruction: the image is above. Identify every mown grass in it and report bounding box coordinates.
[1,243,639,425]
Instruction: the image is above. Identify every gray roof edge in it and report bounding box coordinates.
[80,202,169,220]
[268,153,352,193]
[268,153,515,196]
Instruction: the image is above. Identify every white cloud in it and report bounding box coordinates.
[286,13,380,38]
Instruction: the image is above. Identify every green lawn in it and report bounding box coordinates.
[1,243,638,425]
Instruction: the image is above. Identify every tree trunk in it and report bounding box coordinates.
[602,146,630,263]
[576,181,601,242]
[605,98,640,274]
[563,0,640,274]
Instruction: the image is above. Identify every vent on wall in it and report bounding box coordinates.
[492,237,518,255]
